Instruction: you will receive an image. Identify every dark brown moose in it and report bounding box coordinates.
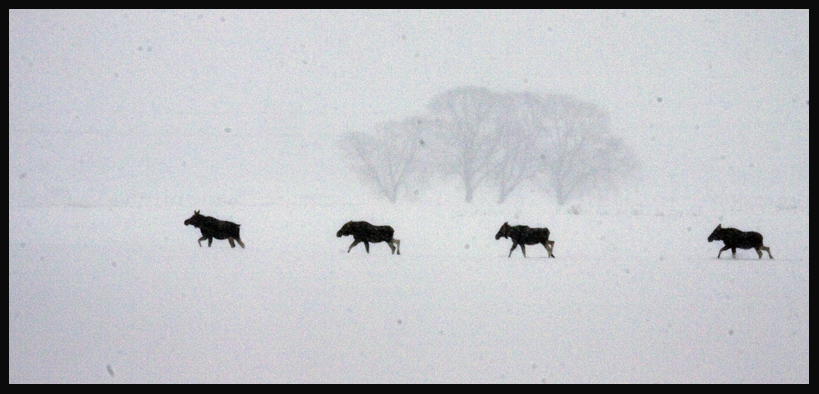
[707,224,772,259]
[495,222,555,258]
[184,210,245,248]
[337,221,400,255]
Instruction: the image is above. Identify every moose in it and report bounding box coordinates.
[495,222,555,258]
[337,221,400,255]
[184,210,245,248]
[707,224,772,259]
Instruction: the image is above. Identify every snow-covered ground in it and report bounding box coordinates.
[8,174,809,383]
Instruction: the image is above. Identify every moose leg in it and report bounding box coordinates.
[198,236,208,247]
[508,243,518,257]
[228,237,236,248]
[717,245,732,258]
[347,239,361,253]
[387,239,401,255]
[520,244,527,258]
[208,237,213,247]
[235,237,245,249]
[543,240,555,258]
[731,247,737,258]
[758,246,773,259]
[364,241,370,254]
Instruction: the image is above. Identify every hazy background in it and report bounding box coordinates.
[9,9,809,209]
[9,10,809,383]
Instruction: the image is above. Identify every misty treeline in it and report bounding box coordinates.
[338,86,637,204]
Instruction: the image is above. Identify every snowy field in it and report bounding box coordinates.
[8,185,809,383]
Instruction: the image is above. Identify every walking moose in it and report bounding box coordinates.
[707,224,772,259]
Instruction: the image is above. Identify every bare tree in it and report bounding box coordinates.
[340,87,636,205]
[427,86,506,203]
[492,92,552,204]
[537,94,636,204]
[337,117,429,203]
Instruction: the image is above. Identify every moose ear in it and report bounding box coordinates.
[195,210,200,214]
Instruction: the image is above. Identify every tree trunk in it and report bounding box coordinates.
[464,184,474,203]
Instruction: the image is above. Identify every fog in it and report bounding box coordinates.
[9,10,809,383]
